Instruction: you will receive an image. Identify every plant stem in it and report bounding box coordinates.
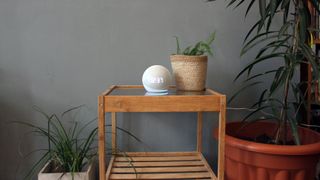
[292,2,300,55]
[275,69,290,144]
[275,0,301,144]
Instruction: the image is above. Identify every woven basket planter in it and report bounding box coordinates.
[170,55,208,91]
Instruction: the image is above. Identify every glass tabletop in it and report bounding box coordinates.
[109,87,212,96]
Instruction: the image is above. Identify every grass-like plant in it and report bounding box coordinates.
[14,105,142,180]
[208,0,320,145]
[174,32,215,56]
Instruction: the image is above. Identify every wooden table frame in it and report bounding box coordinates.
[98,85,226,180]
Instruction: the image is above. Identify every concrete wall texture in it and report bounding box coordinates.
[0,0,263,179]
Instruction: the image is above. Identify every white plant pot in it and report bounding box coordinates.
[38,161,95,180]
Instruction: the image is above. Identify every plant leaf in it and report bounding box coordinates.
[258,89,268,107]
[299,6,307,43]
[282,0,290,23]
[288,117,301,145]
[245,0,256,17]
[174,36,181,55]
[255,37,290,59]
[227,0,238,7]
[199,43,213,56]
[258,0,267,30]
[259,0,266,20]
[269,66,286,95]
[189,42,202,55]
[279,21,292,38]
[61,105,84,117]
[235,52,286,81]
[281,0,290,9]
[228,82,262,104]
[244,20,261,43]
[206,31,216,45]
[269,0,278,20]
[300,43,319,78]
[241,105,271,122]
[183,46,192,55]
[241,31,278,56]
[234,0,245,9]
[244,69,278,82]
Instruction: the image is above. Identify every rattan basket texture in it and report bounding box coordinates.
[170,55,208,91]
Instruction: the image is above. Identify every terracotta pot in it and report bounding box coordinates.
[38,160,95,180]
[170,55,207,91]
[214,121,320,180]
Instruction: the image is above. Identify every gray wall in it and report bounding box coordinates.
[0,0,262,179]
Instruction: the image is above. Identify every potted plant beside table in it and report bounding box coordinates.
[15,106,97,180]
[207,0,320,179]
[16,105,142,180]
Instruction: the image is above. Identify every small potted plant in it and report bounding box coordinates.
[15,105,97,180]
[170,32,215,91]
[15,105,142,180]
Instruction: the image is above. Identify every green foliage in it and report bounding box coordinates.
[14,105,97,179]
[14,105,142,180]
[219,0,320,145]
[174,32,215,56]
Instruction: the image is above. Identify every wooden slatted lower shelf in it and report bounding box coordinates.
[106,152,217,180]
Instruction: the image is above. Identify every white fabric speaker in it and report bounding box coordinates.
[142,65,172,93]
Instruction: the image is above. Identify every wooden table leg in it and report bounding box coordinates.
[98,96,106,180]
[197,112,203,152]
[111,112,117,154]
[217,96,226,180]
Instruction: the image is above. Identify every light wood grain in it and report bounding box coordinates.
[98,95,106,180]
[100,85,226,180]
[115,85,175,89]
[124,151,198,157]
[109,172,211,179]
[206,88,224,96]
[217,95,226,180]
[115,156,200,162]
[197,112,203,152]
[199,153,217,180]
[105,156,115,180]
[111,166,207,173]
[111,112,116,153]
[114,85,144,89]
[105,96,221,112]
[102,85,116,96]
[113,161,204,167]
[106,152,216,180]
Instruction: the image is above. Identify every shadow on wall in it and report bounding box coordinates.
[0,67,39,180]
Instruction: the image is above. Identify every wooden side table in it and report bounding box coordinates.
[98,85,226,180]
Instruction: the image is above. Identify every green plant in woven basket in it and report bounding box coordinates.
[14,105,142,180]
[174,32,216,56]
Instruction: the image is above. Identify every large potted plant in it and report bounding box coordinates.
[208,0,320,179]
[170,32,215,91]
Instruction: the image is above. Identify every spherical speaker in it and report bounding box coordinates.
[142,65,172,93]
